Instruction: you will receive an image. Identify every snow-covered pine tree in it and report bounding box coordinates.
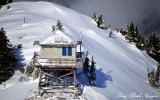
[83,52,90,76]
[108,24,111,30]
[92,12,97,21]
[33,68,39,79]
[89,57,96,86]
[133,26,139,42]
[125,22,136,42]
[52,20,64,33]
[148,69,156,88]
[0,27,18,84]
[155,63,160,87]
[116,27,119,33]
[90,57,96,74]
[109,30,112,38]
[26,65,34,77]
[56,20,64,32]
[97,15,104,29]
[148,67,160,89]
[136,35,145,50]
[146,33,160,62]
[120,27,127,36]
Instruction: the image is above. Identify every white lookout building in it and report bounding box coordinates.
[33,30,83,94]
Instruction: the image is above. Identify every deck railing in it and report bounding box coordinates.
[34,57,83,68]
[32,52,83,68]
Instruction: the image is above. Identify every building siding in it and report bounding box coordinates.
[40,47,76,58]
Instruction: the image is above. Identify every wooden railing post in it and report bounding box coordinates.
[38,70,43,96]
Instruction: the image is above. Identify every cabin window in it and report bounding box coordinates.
[62,47,66,56]
[68,47,72,56]
[62,47,72,56]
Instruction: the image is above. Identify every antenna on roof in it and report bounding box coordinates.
[24,17,26,23]
[80,31,82,42]
[76,31,82,45]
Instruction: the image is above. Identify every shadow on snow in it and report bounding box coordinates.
[77,68,113,95]
[13,44,26,71]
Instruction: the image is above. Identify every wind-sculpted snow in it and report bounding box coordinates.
[0,1,159,100]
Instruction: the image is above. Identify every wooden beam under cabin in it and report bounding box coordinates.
[41,65,82,69]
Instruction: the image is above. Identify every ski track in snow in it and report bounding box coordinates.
[0,1,160,100]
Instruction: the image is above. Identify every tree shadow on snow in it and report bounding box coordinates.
[77,68,113,95]
[96,68,113,88]
[13,44,26,71]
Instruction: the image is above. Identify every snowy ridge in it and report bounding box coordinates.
[0,1,159,100]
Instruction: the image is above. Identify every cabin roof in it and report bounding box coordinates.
[39,30,76,46]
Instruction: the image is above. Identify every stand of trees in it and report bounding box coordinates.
[119,22,160,89]
[52,20,64,32]
[92,12,114,38]
[146,34,160,62]
[92,11,159,88]
[0,27,18,84]
[148,63,160,89]
[92,12,106,29]
[83,51,96,86]
[120,22,160,62]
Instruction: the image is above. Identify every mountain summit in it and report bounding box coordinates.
[0,1,159,100]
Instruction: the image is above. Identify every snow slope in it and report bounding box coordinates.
[0,1,159,100]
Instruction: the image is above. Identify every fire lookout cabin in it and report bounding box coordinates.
[33,30,83,95]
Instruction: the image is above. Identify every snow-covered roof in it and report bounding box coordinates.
[39,30,76,46]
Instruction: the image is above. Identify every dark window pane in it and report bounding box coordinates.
[62,47,66,56]
[68,47,72,56]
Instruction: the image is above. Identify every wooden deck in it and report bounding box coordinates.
[34,58,83,69]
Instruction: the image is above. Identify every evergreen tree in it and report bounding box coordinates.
[82,52,90,76]
[89,57,96,86]
[109,30,112,38]
[90,57,96,74]
[155,63,160,84]
[146,33,160,62]
[134,26,139,42]
[136,35,145,50]
[108,24,111,30]
[52,20,64,32]
[0,28,18,84]
[96,15,104,29]
[92,12,97,21]
[125,22,138,42]
[116,27,119,33]
[26,65,34,77]
[148,65,160,89]
[120,27,127,36]
[148,69,156,88]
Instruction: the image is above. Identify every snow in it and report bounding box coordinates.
[0,1,160,100]
[40,30,75,45]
